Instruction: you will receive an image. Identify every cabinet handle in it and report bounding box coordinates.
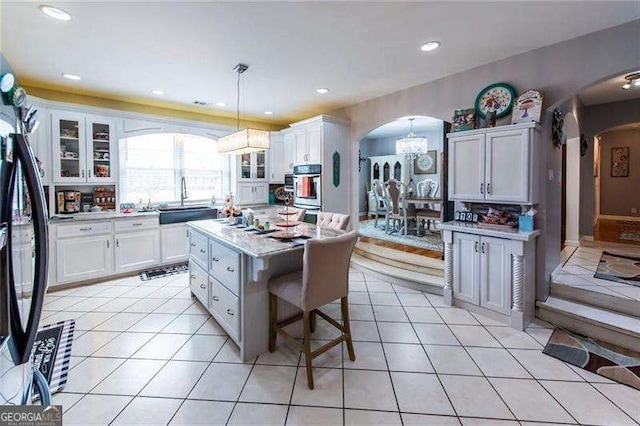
[88,170,92,178]
[474,241,478,252]
[80,227,92,232]
[226,266,234,272]
[212,257,219,262]
[199,249,206,254]
[480,183,484,194]
[191,243,196,247]
[200,284,206,290]
[186,230,189,237]
[481,242,486,254]
[132,222,143,227]
[487,183,491,194]
[227,309,235,316]
[190,274,196,279]
[212,295,220,302]
[116,239,119,247]
[81,170,85,178]
[106,240,109,248]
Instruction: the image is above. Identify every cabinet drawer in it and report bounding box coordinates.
[114,217,159,233]
[189,230,208,268]
[189,261,209,305]
[209,239,241,296]
[211,277,240,339]
[56,221,112,238]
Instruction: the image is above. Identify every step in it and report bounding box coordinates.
[550,282,640,317]
[350,252,444,295]
[537,296,640,352]
[354,242,444,278]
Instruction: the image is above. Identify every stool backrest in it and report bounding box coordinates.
[317,211,350,231]
[295,209,307,222]
[302,230,359,311]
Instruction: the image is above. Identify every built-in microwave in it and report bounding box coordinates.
[293,164,321,211]
[284,173,294,193]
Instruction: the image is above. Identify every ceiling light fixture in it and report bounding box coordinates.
[39,5,72,21]
[264,111,274,115]
[420,41,440,52]
[217,63,271,155]
[622,72,640,90]
[396,118,428,159]
[151,89,165,95]
[316,88,329,94]
[216,102,226,107]
[62,73,81,81]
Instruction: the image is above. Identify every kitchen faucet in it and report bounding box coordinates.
[181,176,188,206]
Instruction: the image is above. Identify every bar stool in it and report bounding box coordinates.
[268,231,359,389]
[316,211,350,230]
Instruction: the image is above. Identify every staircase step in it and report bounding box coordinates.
[537,296,640,352]
[550,282,639,317]
[354,243,444,277]
[350,252,444,295]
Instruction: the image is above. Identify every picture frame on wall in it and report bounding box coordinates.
[452,108,476,132]
[414,150,437,174]
[611,147,629,177]
[511,89,544,124]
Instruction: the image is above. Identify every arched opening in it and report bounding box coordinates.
[562,113,580,247]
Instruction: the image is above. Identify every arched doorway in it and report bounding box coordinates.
[562,113,580,247]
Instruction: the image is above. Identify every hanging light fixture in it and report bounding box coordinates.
[395,117,428,158]
[217,63,270,155]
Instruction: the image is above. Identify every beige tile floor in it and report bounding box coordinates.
[39,270,640,425]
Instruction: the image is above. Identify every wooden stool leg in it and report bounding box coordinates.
[310,310,317,333]
[269,293,277,353]
[341,296,356,362]
[303,311,314,389]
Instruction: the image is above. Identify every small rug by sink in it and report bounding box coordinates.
[594,251,640,287]
[32,319,75,401]
[543,328,640,390]
[140,262,188,281]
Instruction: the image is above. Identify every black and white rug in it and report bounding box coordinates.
[139,262,189,281]
[31,319,75,401]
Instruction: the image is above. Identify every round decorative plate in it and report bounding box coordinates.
[416,154,434,173]
[474,83,516,119]
[278,210,298,216]
[274,186,287,201]
[275,220,301,228]
[270,231,303,239]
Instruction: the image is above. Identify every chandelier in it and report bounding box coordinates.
[217,63,270,155]
[395,118,428,158]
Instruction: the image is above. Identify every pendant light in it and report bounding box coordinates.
[395,117,428,158]
[217,63,270,155]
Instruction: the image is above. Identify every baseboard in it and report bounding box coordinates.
[581,236,594,242]
[597,215,640,222]
[563,239,580,247]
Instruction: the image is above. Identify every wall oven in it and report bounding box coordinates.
[293,164,321,211]
[284,173,294,193]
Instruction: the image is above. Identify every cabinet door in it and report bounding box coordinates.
[56,235,113,282]
[307,125,322,164]
[86,116,117,183]
[293,130,308,165]
[114,230,160,273]
[480,236,512,315]
[253,184,269,204]
[236,183,255,205]
[254,151,267,180]
[448,134,485,201]
[189,261,209,305]
[485,129,529,203]
[51,111,87,183]
[269,138,285,183]
[239,153,252,180]
[161,225,189,264]
[452,233,480,305]
[283,134,294,172]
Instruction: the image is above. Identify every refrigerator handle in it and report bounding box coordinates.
[4,134,49,365]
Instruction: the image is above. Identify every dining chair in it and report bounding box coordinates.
[317,211,350,231]
[370,179,389,229]
[415,180,442,234]
[268,231,359,389]
[385,179,411,235]
[294,208,307,222]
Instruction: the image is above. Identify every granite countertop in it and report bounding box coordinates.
[50,210,159,223]
[439,221,541,242]
[188,218,343,258]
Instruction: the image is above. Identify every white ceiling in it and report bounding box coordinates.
[364,116,443,139]
[578,72,640,106]
[3,2,639,123]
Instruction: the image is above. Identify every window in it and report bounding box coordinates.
[119,133,224,204]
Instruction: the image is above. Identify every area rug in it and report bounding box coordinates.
[594,252,640,287]
[140,262,188,281]
[31,319,75,401]
[543,328,640,390]
[358,219,443,252]
[619,229,640,243]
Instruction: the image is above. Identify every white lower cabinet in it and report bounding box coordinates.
[189,260,209,304]
[56,234,114,283]
[210,276,240,340]
[114,230,161,273]
[236,183,269,205]
[452,233,511,315]
[161,224,189,264]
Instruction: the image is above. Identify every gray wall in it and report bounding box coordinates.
[358,125,444,213]
[598,127,640,217]
[330,20,640,302]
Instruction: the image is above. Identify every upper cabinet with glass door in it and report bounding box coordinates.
[237,151,268,182]
[52,111,117,184]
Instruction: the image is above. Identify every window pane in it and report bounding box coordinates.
[180,135,223,201]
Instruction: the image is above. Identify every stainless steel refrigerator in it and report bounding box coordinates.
[0,55,49,405]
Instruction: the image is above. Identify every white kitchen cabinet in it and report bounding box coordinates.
[269,133,285,183]
[235,182,269,205]
[237,151,268,181]
[56,234,114,282]
[283,133,294,173]
[86,116,118,183]
[452,232,480,305]
[447,122,540,204]
[114,229,161,273]
[479,236,512,315]
[161,224,189,264]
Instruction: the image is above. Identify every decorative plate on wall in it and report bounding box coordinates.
[474,83,517,119]
[414,150,437,174]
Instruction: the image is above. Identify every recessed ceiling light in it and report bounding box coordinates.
[151,89,165,95]
[216,102,226,107]
[316,88,329,94]
[622,83,631,90]
[420,41,440,52]
[39,5,72,21]
[62,73,81,81]
[633,78,640,87]
[264,111,274,115]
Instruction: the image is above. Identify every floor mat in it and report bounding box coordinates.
[139,262,188,281]
[31,319,75,400]
[619,229,640,243]
[358,219,443,252]
[543,328,640,390]
[594,251,640,287]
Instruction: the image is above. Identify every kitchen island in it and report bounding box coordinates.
[187,218,344,361]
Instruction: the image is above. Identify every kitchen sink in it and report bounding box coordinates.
[157,206,217,225]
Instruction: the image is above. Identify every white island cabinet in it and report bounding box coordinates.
[441,222,540,330]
